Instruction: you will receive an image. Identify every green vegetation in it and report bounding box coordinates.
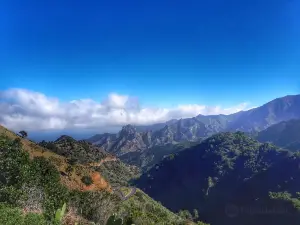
[106,214,123,225]
[120,140,202,172]
[81,176,93,186]
[178,209,193,220]
[96,160,140,187]
[117,189,190,225]
[0,128,200,225]
[39,136,109,164]
[135,132,300,225]
[0,134,69,223]
[269,191,300,212]
[0,203,47,225]
[55,203,66,223]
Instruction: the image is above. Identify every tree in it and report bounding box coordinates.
[178,209,193,220]
[19,131,28,138]
[81,176,93,186]
[206,176,214,196]
[193,209,199,220]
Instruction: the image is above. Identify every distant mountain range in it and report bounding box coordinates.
[87,94,300,169]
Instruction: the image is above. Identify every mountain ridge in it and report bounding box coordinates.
[134,132,300,225]
[256,119,300,151]
[87,94,300,169]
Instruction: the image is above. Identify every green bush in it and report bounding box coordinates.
[81,176,93,186]
[24,212,47,225]
[0,203,23,225]
[0,135,69,223]
[0,203,47,225]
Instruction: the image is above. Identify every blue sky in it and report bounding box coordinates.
[1,0,300,108]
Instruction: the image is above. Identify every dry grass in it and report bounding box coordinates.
[0,125,112,193]
[62,207,91,225]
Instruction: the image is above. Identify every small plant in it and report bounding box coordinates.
[19,130,28,138]
[106,214,123,225]
[169,154,175,160]
[13,137,22,145]
[66,165,74,175]
[55,203,66,222]
[67,157,77,165]
[81,175,93,186]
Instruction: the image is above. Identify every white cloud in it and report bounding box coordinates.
[0,88,253,131]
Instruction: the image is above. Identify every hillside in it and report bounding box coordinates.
[39,135,112,164]
[256,119,300,151]
[134,132,300,225]
[87,124,204,171]
[119,140,202,171]
[39,135,141,186]
[88,94,300,167]
[0,125,206,225]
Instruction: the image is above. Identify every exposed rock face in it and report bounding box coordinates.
[87,94,300,167]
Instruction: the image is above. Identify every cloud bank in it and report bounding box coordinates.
[0,88,252,132]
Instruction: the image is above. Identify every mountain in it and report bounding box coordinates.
[256,119,300,151]
[39,135,112,164]
[119,140,202,171]
[134,132,300,225]
[39,134,141,187]
[0,124,205,225]
[87,94,300,169]
[87,123,207,170]
[135,119,179,132]
[227,94,300,131]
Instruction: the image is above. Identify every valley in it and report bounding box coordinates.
[1,94,300,225]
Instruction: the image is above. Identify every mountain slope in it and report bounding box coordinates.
[87,94,300,168]
[0,124,204,225]
[39,135,112,164]
[39,134,141,187]
[134,132,300,225]
[227,94,300,131]
[256,119,300,151]
[119,140,202,171]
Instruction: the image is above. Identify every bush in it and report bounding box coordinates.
[81,176,93,186]
[0,135,69,223]
[70,190,119,224]
[0,203,23,225]
[19,131,28,138]
[24,212,47,225]
[66,165,74,175]
[0,203,47,225]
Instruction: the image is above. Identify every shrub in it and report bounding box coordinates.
[66,165,74,175]
[19,131,28,138]
[81,176,93,186]
[0,203,23,225]
[24,212,47,225]
[0,203,47,225]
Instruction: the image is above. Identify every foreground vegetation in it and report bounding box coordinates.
[0,125,206,225]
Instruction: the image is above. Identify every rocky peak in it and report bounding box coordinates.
[119,124,137,136]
